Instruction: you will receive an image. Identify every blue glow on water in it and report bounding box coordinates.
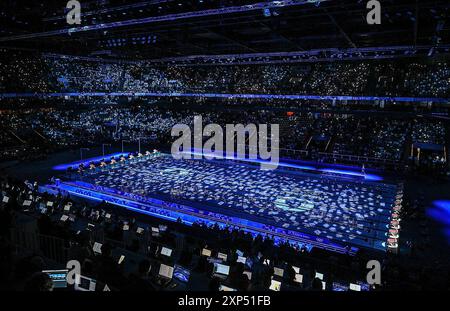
[283,157,381,172]
[320,169,383,181]
[52,150,384,182]
[183,150,383,181]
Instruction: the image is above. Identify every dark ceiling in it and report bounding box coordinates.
[0,0,449,61]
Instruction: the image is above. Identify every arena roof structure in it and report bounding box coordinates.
[0,0,449,64]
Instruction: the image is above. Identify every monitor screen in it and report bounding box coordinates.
[213,263,230,276]
[274,267,284,277]
[219,285,237,291]
[357,282,371,291]
[201,248,212,257]
[245,257,253,269]
[217,252,227,261]
[332,282,349,292]
[42,269,68,289]
[159,225,167,232]
[349,283,362,291]
[236,256,246,264]
[269,280,281,291]
[173,265,190,283]
[93,242,102,254]
[161,247,172,257]
[315,272,324,280]
[75,275,96,291]
[159,264,174,279]
[118,255,125,265]
[294,274,303,283]
[292,266,300,274]
[207,257,222,264]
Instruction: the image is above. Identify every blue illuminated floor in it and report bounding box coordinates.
[52,153,397,253]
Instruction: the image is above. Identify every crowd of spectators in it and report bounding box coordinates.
[1,106,448,171]
[1,51,449,98]
[330,116,409,161]
[45,57,450,98]
[0,52,52,93]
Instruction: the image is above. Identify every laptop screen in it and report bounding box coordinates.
[42,269,68,289]
[214,263,230,276]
